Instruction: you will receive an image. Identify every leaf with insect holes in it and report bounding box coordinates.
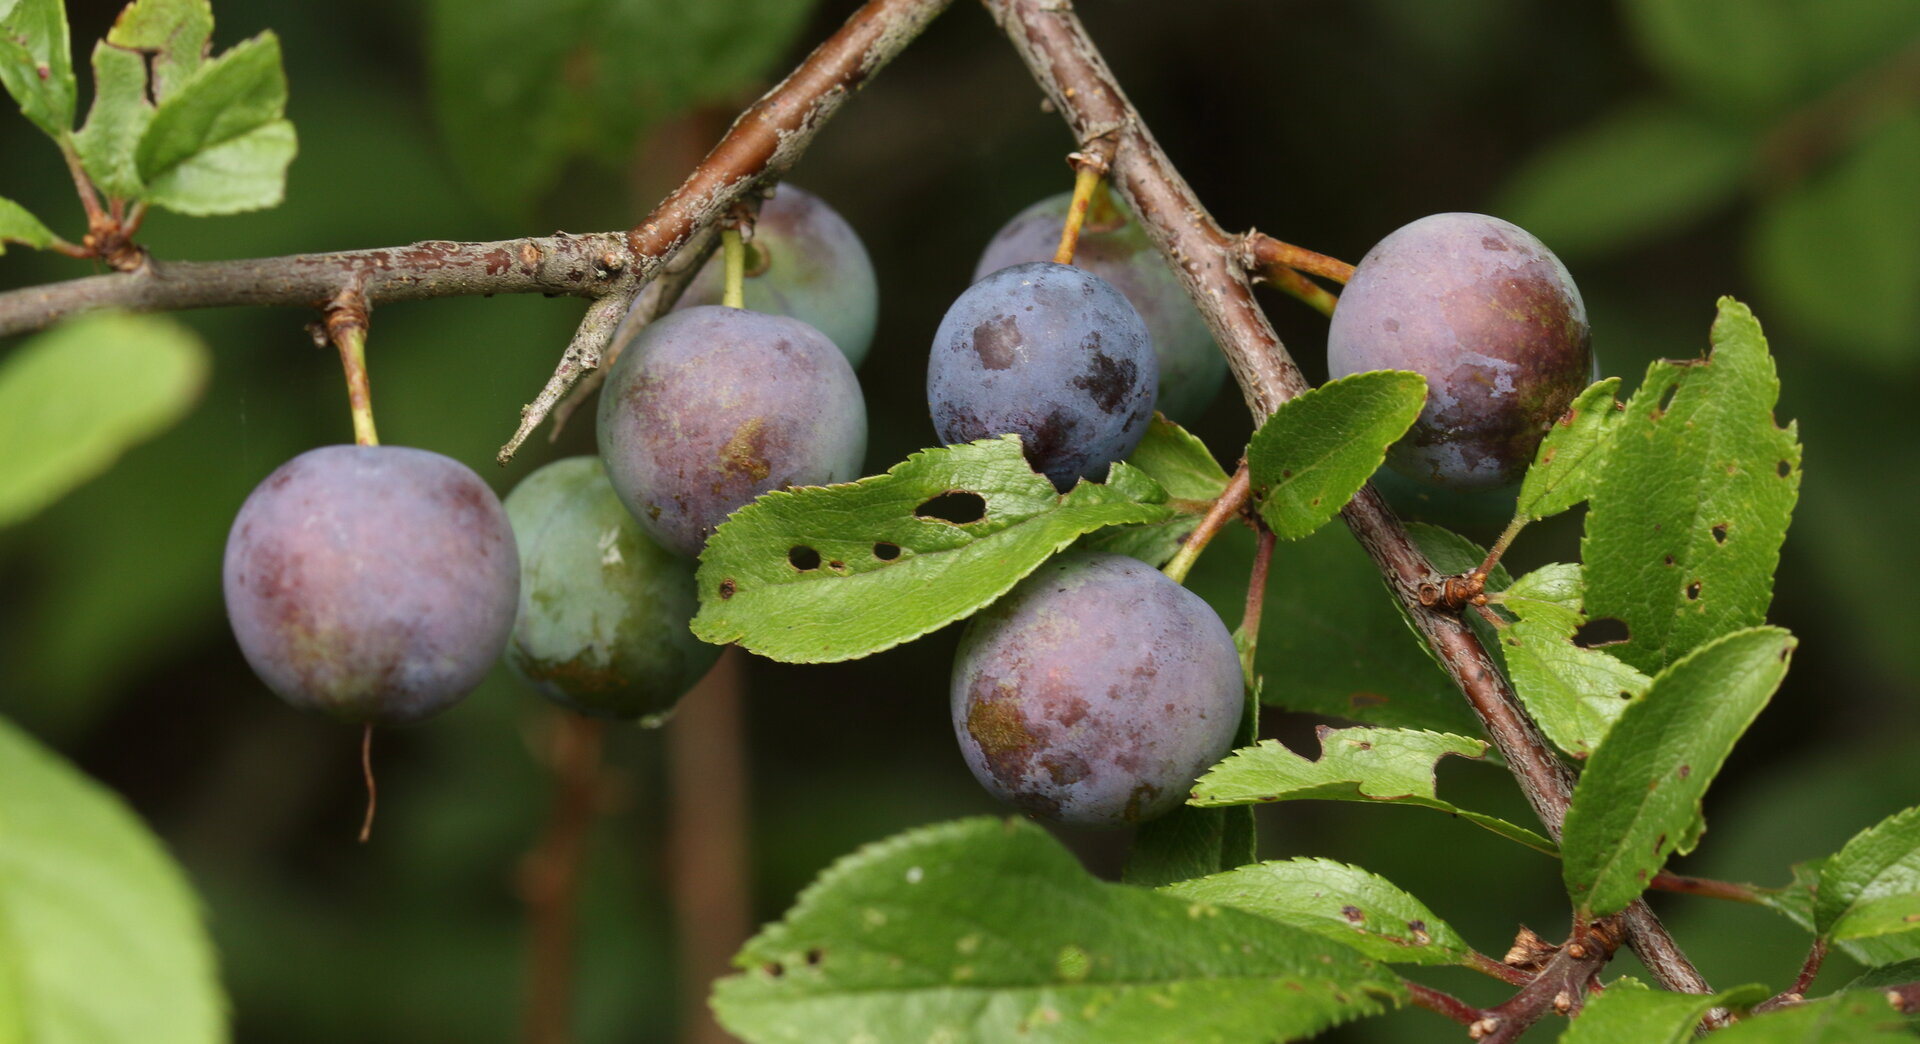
[1247,370,1427,541]
[1161,858,1472,966]
[1517,378,1626,520]
[0,0,75,138]
[1581,299,1800,674]
[0,196,54,254]
[1561,626,1796,916]
[691,436,1174,663]
[0,716,227,1044]
[1497,563,1652,759]
[1078,415,1227,567]
[135,31,296,215]
[710,817,1405,1044]
[1558,978,1772,1044]
[1190,726,1557,855]
[1818,806,1920,945]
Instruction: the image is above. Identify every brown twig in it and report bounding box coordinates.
[986,0,1712,1000]
[1241,230,1356,284]
[357,724,376,844]
[519,713,608,1044]
[1406,981,1488,1028]
[1649,871,1765,905]
[1161,463,1251,584]
[1472,918,1622,1043]
[1754,938,1829,1015]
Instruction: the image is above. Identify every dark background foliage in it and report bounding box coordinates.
[2,0,1916,1040]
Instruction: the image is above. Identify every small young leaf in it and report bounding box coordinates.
[1558,978,1773,1044]
[1247,369,1427,540]
[1077,415,1225,566]
[1161,858,1471,966]
[691,436,1174,663]
[1498,563,1652,759]
[1497,102,1748,259]
[135,31,296,215]
[104,0,213,100]
[1190,726,1557,854]
[1760,859,1920,968]
[0,313,210,527]
[73,40,156,199]
[1516,378,1626,520]
[0,0,76,138]
[0,195,54,253]
[1582,298,1801,673]
[1818,806,1920,943]
[1701,991,1917,1043]
[1562,626,1796,916]
[711,817,1405,1044]
[0,716,226,1043]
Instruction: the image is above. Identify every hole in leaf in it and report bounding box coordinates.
[718,578,736,599]
[1711,523,1728,544]
[1777,460,1792,478]
[1664,554,1676,566]
[829,560,845,571]
[915,491,988,525]
[1657,383,1679,413]
[1686,580,1702,601]
[762,962,784,977]
[788,546,822,570]
[1619,690,1634,700]
[1573,617,1631,648]
[804,947,825,967]
[873,542,902,561]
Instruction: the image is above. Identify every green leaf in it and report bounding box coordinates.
[1623,0,1920,117]
[1760,860,1920,968]
[0,0,74,138]
[135,31,295,215]
[0,716,226,1044]
[429,0,818,216]
[1752,114,1920,372]
[1561,626,1796,915]
[710,818,1404,1044]
[691,437,1175,663]
[1497,563,1652,759]
[1247,370,1427,541]
[1516,378,1626,521]
[1581,298,1801,674]
[1703,991,1918,1043]
[0,313,210,527]
[1497,102,1748,258]
[1558,978,1772,1044]
[104,0,213,100]
[73,40,155,199]
[1818,806,1920,943]
[0,195,54,253]
[1122,806,1240,889]
[1078,416,1226,567]
[1160,858,1471,966]
[1843,958,1920,993]
[1190,726,1557,855]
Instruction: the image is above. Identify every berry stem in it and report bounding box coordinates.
[1242,231,1356,284]
[357,724,377,843]
[1239,527,1275,679]
[1162,463,1251,585]
[1053,162,1104,265]
[324,286,378,446]
[1263,264,1340,318]
[721,227,747,309]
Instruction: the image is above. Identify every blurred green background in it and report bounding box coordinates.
[2,0,1918,1041]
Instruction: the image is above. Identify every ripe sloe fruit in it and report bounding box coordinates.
[675,185,878,367]
[928,262,1156,492]
[952,552,1243,828]
[974,191,1224,419]
[598,305,867,558]
[504,457,719,723]
[222,445,519,725]
[1328,213,1591,490]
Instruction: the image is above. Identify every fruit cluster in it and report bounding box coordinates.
[221,183,1591,831]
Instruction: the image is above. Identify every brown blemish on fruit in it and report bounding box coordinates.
[1070,347,1139,414]
[971,315,1020,370]
[967,688,1042,787]
[716,417,772,491]
[1121,781,1162,822]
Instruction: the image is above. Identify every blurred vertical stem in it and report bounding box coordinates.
[521,712,608,1044]
[668,649,753,1044]
[721,228,747,310]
